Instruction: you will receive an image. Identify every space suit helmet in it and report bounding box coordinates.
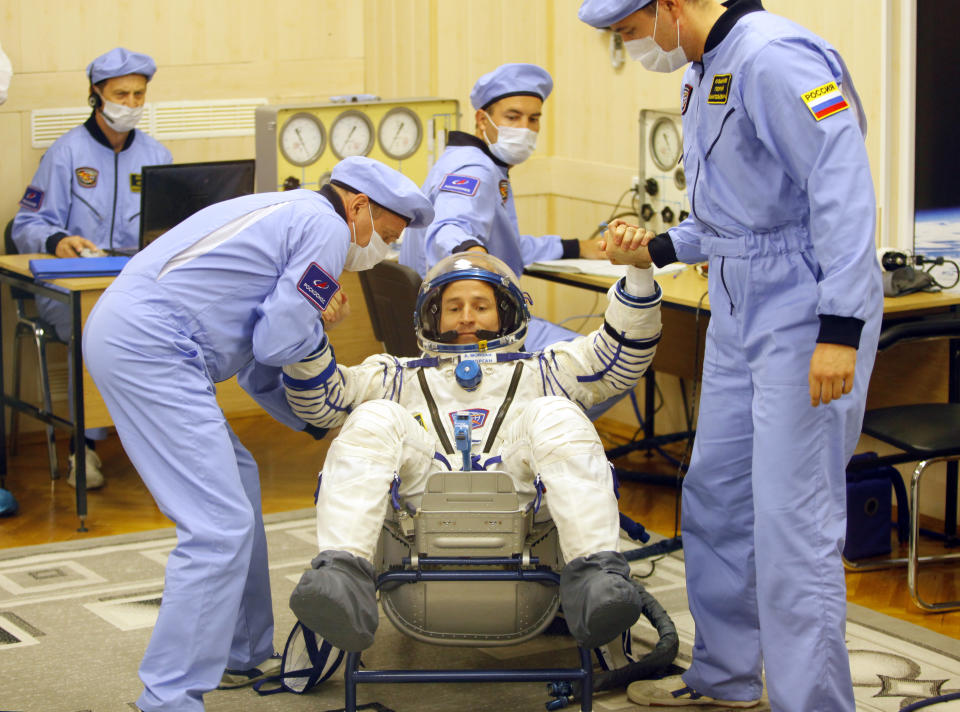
[415,252,531,355]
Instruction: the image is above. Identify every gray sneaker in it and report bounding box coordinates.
[218,653,281,689]
[67,449,105,489]
[627,675,760,708]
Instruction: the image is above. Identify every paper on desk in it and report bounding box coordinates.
[527,258,685,278]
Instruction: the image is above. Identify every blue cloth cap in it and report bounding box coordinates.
[578,0,654,28]
[331,156,434,228]
[87,47,157,84]
[469,63,553,111]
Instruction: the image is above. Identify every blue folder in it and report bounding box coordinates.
[29,256,130,279]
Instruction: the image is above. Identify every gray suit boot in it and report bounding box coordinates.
[560,551,642,649]
[289,549,379,652]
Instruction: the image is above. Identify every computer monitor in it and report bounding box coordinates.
[139,159,256,249]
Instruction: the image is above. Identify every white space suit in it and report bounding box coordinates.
[283,252,661,652]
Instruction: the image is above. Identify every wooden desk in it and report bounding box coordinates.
[0,253,380,527]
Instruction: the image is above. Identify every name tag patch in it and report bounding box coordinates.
[440,173,480,196]
[130,173,143,193]
[448,408,489,429]
[19,186,44,211]
[297,263,341,313]
[708,74,732,104]
[76,167,99,188]
[801,81,849,121]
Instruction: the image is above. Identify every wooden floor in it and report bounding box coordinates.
[2,414,958,641]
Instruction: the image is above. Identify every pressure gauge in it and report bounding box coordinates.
[317,170,332,188]
[378,107,423,161]
[650,117,682,171]
[278,112,325,167]
[330,110,375,159]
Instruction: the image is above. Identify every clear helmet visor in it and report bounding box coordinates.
[415,252,531,354]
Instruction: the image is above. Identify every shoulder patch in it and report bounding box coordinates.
[19,186,44,211]
[439,173,480,197]
[681,83,693,115]
[801,81,849,121]
[498,179,509,205]
[130,173,143,193]
[297,263,341,313]
[75,167,99,188]
[708,74,732,105]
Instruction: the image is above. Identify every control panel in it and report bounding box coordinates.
[639,109,690,234]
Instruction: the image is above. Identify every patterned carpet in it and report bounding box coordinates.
[1,510,958,712]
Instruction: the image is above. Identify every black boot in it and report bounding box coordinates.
[560,551,642,649]
[289,550,378,652]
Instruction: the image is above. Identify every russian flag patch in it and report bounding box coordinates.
[297,262,341,313]
[439,173,480,196]
[801,81,849,121]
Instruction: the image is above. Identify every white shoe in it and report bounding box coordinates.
[67,449,105,489]
[218,653,282,689]
[627,675,760,708]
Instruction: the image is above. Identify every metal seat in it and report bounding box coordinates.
[345,469,595,711]
[844,313,960,612]
[357,259,422,357]
[4,219,63,479]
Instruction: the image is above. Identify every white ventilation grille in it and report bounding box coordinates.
[31,98,267,148]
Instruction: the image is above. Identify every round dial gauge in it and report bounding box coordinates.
[317,170,333,188]
[330,110,375,159]
[650,117,682,171]
[378,107,423,160]
[279,112,325,167]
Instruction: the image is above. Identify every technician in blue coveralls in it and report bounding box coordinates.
[399,63,606,351]
[578,1,883,710]
[11,47,172,489]
[82,156,433,712]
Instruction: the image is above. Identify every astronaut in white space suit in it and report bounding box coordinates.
[282,231,662,653]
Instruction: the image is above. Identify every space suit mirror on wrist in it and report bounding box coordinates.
[415,252,532,355]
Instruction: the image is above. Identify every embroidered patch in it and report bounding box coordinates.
[448,408,489,429]
[498,179,509,205]
[801,81,849,121]
[19,186,44,211]
[681,83,693,115]
[439,173,480,196]
[75,167,99,188]
[130,173,143,193]
[413,413,427,430]
[297,263,341,313]
[708,74,732,104]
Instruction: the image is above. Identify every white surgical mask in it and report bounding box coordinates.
[624,4,688,73]
[344,203,391,271]
[99,93,144,132]
[482,111,538,165]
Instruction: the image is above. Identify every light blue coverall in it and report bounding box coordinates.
[644,5,883,710]
[83,187,348,711]
[399,131,577,350]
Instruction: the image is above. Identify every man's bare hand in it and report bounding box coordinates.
[322,291,350,328]
[809,343,856,407]
[578,237,606,259]
[55,235,99,258]
[599,220,654,268]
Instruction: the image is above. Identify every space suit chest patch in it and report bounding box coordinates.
[448,408,488,429]
[801,81,849,121]
[297,262,341,312]
[440,173,480,196]
[75,167,99,188]
[708,74,732,105]
[19,186,44,211]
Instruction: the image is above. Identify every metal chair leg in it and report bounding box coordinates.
[908,456,960,612]
[34,330,59,480]
[8,325,24,456]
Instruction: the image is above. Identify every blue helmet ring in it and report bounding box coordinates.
[415,253,531,354]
